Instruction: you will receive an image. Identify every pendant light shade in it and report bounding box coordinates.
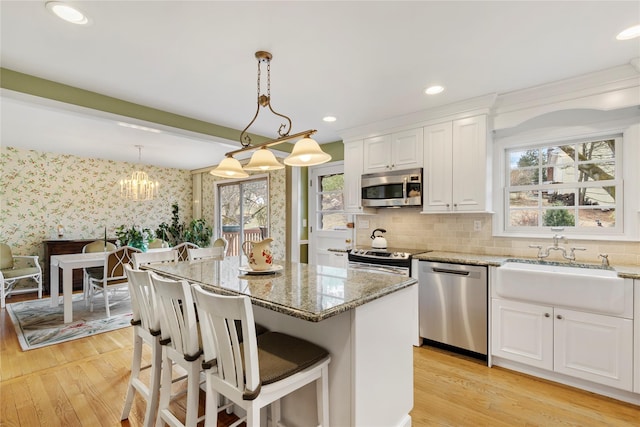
[209,51,331,178]
[210,156,249,178]
[284,137,332,166]
[244,146,285,171]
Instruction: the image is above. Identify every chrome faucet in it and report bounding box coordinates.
[529,228,586,262]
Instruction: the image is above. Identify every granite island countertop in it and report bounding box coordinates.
[144,256,417,322]
[412,251,640,279]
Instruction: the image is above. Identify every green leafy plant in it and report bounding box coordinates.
[115,225,154,251]
[155,202,212,247]
[156,203,184,246]
[183,219,212,247]
[543,206,575,227]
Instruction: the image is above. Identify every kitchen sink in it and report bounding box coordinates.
[495,260,629,315]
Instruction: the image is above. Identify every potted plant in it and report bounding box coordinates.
[115,225,154,252]
[156,203,213,247]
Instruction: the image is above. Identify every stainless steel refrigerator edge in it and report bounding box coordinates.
[419,261,488,356]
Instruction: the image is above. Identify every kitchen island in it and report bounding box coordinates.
[145,257,417,427]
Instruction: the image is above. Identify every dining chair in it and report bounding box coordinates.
[148,239,170,249]
[121,265,163,427]
[151,274,205,427]
[187,246,223,261]
[191,284,331,427]
[133,250,177,270]
[82,240,117,305]
[87,246,141,317]
[172,242,199,262]
[212,237,228,255]
[0,243,42,308]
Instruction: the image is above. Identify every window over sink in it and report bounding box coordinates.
[493,111,640,241]
[506,136,621,233]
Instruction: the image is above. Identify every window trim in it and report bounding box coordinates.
[503,136,622,235]
[492,121,639,241]
[214,173,270,252]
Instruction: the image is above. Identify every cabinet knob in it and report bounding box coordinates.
[544,313,550,318]
[556,315,563,320]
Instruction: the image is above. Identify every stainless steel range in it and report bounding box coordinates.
[348,248,418,276]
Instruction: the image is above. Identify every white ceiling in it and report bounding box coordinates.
[1,1,639,170]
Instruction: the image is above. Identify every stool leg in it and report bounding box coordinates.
[155,352,172,427]
[203,374,218,427]
[184,362,201,427]
[316,365,330,427]
[143,339,162,427]
[121,331,143,420]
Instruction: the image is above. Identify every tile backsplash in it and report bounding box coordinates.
[355,208,640,266]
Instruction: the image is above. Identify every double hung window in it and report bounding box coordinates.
[505,136,621,234]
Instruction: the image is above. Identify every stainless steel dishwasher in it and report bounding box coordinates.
[419,261,487,357]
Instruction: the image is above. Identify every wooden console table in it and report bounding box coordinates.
[43,239,116,294]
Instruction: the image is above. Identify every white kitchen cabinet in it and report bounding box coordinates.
[343,139,375,214]
[492,298,633,391]
[363,128,423,174]
[423,115,489,212]
[554,308,633,391]
[491,298,553,370]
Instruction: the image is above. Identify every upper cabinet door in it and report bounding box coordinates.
[363,134,392,174]
[363,129,423,174]
[344,139,366,213]
[452,115,488,212]
[391,128,423,170]
[423,122,453,212]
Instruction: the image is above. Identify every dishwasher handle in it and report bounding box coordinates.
[431,267,471,276]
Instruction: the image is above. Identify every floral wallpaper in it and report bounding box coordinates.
[197,163,287,260]
[0,146,193,259]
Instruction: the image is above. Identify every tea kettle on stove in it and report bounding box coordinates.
[370,228,388,249]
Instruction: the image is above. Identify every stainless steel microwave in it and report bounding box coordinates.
[361,168,422,207]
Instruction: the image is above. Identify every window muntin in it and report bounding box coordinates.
[316,173,347,231]
[217,177,269,255]
[506,137,620,232]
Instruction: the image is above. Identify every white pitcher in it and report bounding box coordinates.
[242,238,274,271]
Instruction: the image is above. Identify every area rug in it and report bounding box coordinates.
[6,295,133,351]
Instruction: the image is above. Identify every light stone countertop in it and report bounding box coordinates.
[144,256,417,322]
[413,251,640,280]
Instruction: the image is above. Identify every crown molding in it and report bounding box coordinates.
[492,61,640,130]
[337,93,497,141]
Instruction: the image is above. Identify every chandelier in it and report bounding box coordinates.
[120,145,158,201]
[210,51,331,178]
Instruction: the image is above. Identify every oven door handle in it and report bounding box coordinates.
[349,263,408,276]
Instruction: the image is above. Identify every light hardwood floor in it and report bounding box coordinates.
[2,295,639,426]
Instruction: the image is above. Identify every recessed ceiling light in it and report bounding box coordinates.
[425,85,445,95]
[616,24,640,40]
[323,116,337,122]
[45,2,90,25]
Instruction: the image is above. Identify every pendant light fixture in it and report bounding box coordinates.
[120,145,159,201]
[210,51,331,178]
